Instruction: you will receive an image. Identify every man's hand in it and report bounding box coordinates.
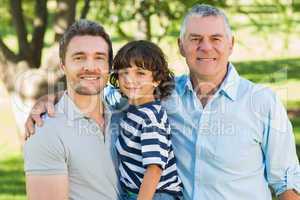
[279,189,300,200]
[24,91,63,140]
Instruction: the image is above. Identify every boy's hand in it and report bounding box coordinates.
[24,91,63,140]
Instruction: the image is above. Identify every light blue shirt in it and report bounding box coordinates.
[106,63,300,200]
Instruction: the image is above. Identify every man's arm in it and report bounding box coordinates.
[279,190,300,200]
[26,175,68,200]
[24,119,69,199]
[261,92,300,198]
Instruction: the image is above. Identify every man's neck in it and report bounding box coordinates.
[190,66,228,107]
[68,89,105,127]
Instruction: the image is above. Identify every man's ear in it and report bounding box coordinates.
[59,61,65,74]
[178,38,185,57]
[229,36,235,55]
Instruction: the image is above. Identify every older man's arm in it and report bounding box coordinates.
[26,175,68,200]
[279,190,300,200]
[262,93,300,199]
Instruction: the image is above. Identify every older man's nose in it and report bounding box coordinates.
[198,39,213,52]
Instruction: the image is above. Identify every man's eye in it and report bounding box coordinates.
[212,38,221,42]
[74,56,83,61]
[95,56,104,60]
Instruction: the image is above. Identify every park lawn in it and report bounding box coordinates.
[0,152,26,200]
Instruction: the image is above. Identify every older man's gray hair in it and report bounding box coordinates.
[179,4,232,40]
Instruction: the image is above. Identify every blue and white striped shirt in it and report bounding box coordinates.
[116,100,182,196]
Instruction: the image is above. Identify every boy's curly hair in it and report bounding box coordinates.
[110,40,174,100]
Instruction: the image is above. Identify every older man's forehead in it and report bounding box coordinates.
[186,15,227,34]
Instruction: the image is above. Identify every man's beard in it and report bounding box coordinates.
[72,82,103,96]
[74,85,102,95]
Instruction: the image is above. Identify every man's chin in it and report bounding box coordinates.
[74,88,102,96]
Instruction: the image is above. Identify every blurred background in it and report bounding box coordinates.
[0,0,299,199]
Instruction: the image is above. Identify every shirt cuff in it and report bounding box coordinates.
[274,166,300,196]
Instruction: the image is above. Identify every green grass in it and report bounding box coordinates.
[233,57,300,83]
[0,153,26,200]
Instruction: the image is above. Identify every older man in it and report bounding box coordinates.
[25,4,300,200]
[162,4,300,200]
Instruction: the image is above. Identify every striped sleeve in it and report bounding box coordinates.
[140,117,170,169]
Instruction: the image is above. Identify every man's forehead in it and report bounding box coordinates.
[186,15,226,33]
[67,35,109,54]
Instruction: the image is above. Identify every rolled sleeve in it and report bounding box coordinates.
[263,93,300,196]
[24,122,68,175]
[140,122,170,169]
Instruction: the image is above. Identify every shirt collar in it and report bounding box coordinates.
[176,62,240,101]
[56,92,110,121]
[218,63,240,101]
[56,92,86,121]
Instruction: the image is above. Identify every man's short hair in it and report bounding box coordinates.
[179,4,232,40]
[59,19,113,69]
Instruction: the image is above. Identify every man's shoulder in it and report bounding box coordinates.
[25,109,67,148]
[238,76,279,108]
[175,74,189,89]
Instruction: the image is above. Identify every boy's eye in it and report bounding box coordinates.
[118,70,128,75]
[137,71,146,75]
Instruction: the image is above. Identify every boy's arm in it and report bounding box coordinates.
[25,91,64,139]
[137,165,162,200]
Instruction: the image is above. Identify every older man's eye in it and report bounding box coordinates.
[212,37,221,42]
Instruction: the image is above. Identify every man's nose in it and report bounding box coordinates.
[83,58,97,71]
[198,39,213,52]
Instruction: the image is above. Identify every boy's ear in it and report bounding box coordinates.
[154,80,161,87]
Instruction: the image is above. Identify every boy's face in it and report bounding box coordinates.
[117,64,159,105]
[61,35,110,96]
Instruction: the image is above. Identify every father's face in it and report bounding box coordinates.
[61,35,109,95]
[179,15,234,79]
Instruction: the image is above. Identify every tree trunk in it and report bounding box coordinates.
[80,0,91,19]
[54,0,77,41]
[10,0,30,61]
[30,0,48,68]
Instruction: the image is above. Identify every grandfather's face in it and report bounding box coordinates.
[62,35,110,96]
[179,15,234,80]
